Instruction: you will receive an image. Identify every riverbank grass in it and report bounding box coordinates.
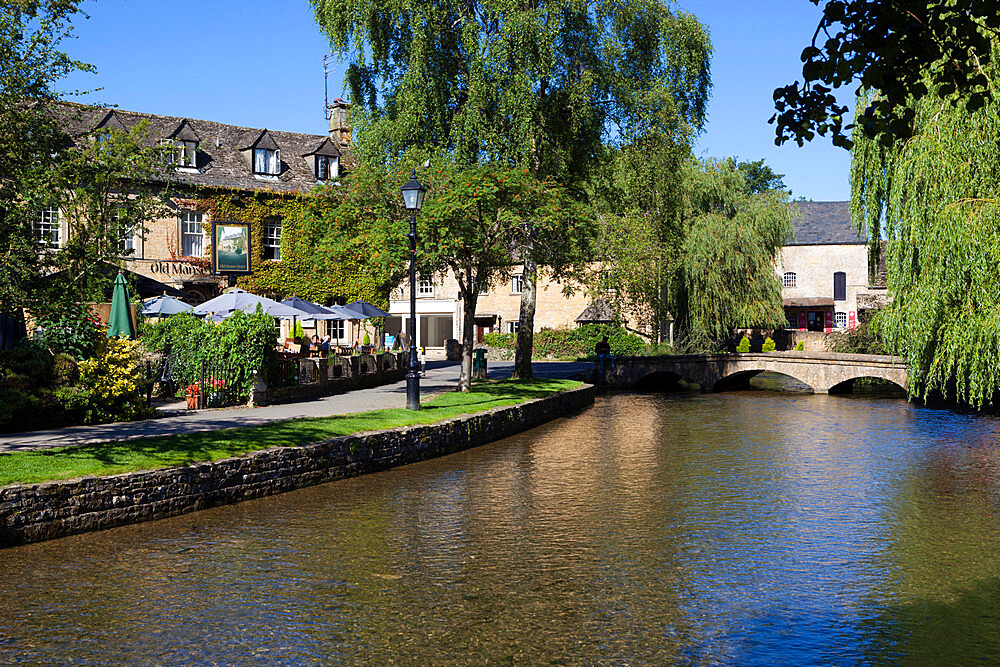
[0,378,581,487]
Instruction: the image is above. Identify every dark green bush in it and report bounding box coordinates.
[52,385,92,424]
[52,353,79,385]
[32,301,103,359]
[483,324,645,358]
[0,388,51,432]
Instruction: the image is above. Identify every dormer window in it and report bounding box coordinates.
[254,148,280,175]
[173,140,197,167]
[316,155,338,180]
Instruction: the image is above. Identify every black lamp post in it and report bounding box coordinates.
[401,168,426,410]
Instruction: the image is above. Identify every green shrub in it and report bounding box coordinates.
[52,353,79,385]
[363,331,371,346]
[32,301,103,359]
[736,336,751,353]
[483,332,515,348]
[762,337,776,352]
[0,344,54,389]
[53,385,92,424]
[0,388,46,432]
[77,338,149,424]
[794,341,805,351]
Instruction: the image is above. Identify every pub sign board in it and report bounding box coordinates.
[212,222,251,275]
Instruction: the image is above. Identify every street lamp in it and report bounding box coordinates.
[401,168,426,410]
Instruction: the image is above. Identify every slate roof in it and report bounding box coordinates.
[576,298,616,323]
[788,201,865,245]
[53,103,348,194]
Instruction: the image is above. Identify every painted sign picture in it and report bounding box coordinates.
[213,222,250,273]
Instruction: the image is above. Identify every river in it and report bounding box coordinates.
[2,390,1000,664]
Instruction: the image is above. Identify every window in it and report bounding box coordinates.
[316,155,338,180]
[418,276,434,295]
[329,320,345,340]
[782,272,797,288]
[35,208,61,248]
[506,321,520,333]
[180,212,204,256]
[173,140,197,168]
[264,217,282,261]
[511,274,524,294]
[833,271,846,301]
[114,210,137,256]
[253,148,280,175]
[786,312,798,330]
[835,311,847,328]
[599,270,616,293]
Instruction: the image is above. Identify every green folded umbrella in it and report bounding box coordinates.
[107,271,137,339]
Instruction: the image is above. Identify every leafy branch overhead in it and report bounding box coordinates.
[772,1,1000,148]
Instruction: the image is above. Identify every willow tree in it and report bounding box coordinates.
[312,0,711,377]
[852,49,1000,407]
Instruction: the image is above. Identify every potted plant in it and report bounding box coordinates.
[185,382,200,409]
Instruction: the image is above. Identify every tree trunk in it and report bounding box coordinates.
[458,289,478,392]
[512,252,536,379]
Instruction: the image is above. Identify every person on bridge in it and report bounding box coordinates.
[595,337,615,376]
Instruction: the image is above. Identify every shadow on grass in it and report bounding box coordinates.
[0,378,580,486]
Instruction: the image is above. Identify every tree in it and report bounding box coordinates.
[851,53,1000,408]
[0,0,92,313]
[596,155,793,349]
[312,0,712,377]
[419,162,591,391]
[772,1,999,148]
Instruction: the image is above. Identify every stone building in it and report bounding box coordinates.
[384,267,603,350]
[777,201,885,333]
[43,101,353,302]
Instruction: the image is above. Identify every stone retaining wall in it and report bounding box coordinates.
[0,385,595,548]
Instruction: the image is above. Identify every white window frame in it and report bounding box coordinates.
[174,140,197,168]
[316,155,339,181]
[507,321,520,334]
[114,209,138,256]
[35,208,61,248]
[253,148,280,175]
[330,320,345,340]
[418,276,434,296]
[180,211,204,257]
[835,311,848,329]
[264,218,282,261]
[511,274,524,294]
[782,272,797,288]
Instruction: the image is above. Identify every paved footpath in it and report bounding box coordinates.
[0,360,591,453]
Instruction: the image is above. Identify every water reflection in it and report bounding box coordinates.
[3,392,1000,663]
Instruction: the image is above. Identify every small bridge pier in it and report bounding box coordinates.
[597,352,908,395]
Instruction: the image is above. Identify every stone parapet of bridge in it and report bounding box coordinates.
[601,352,908,394]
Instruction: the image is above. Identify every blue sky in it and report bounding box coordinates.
[60,0,853,201]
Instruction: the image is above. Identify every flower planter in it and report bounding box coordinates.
[186,395,199,409]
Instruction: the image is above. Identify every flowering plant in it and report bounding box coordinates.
[185,383,200,397]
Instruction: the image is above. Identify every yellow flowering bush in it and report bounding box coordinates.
[77,338,149,424]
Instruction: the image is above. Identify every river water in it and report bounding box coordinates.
[3,390,1000,664]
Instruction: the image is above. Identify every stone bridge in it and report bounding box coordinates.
[598,352,908,394]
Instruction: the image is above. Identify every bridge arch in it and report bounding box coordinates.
[827,375,907,395]
[632,370,699,392]
[711,369,814,393]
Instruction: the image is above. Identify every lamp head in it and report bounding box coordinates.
[401,168,426,211]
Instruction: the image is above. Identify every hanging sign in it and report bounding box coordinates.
[848,311,856,330]
[212,222,251,274]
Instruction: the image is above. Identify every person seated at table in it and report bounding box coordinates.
[321,334,331,353]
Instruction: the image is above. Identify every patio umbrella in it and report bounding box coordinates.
[345,300,390,318]
[192,289,307,319]
[207,311,233,323]
[322,305,366,347]
[107,271,137,339]
[346,300,390,347]
[141,294,193,317]
[280,297,342,320]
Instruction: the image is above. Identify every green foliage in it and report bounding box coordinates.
[0,0,93,313]
[31,301,103,359]
[362,332,371,346]
[485,325,644,359]
[794,341,805,352]
[762,337,776,352]
[52,353,79,385]
[140,309,278,400]
[736,336,751,353]
[852,47,1000,407]
[826,322,887,356]
[773,2,998,148]
[291,320,305,342]
[77,338,149,424]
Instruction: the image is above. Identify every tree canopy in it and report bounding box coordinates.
[852,49,1000,407]
[772,1,1000,148]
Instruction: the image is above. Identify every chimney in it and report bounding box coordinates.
[328,99,352,148]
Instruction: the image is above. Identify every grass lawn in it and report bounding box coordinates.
[0,378,582,487]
